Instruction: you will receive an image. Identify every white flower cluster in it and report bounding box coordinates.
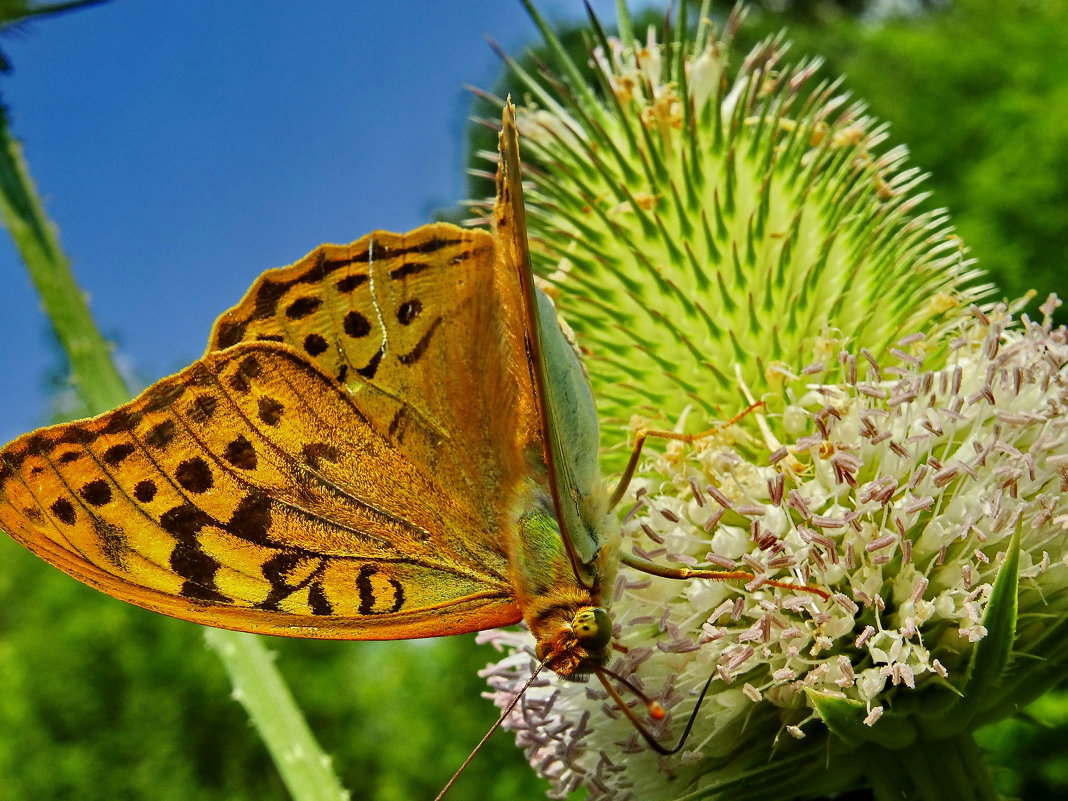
[476,2,1066,796]
[481,299,1068,799]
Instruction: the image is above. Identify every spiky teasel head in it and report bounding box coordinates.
[476,3,1068,800]
[475,2,990,468]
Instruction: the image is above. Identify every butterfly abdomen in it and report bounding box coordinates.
[507,490,614,676]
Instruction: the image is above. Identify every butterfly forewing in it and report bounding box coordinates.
[0,226,535,639]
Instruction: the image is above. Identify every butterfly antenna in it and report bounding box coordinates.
[593,664,717,756]
[433,659,548,801]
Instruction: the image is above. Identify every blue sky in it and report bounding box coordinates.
[0,0,633,445]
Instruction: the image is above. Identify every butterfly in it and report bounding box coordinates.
[0,102,621,678]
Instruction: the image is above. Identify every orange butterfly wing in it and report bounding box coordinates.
[0,226,538,639]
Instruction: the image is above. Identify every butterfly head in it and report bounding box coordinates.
[533,605,613,677]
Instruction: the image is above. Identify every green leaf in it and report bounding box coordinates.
[897,734,998,801]
[805,689,918,750]
[971,612,1068,729]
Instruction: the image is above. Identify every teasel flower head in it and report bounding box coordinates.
[474,3,1068,800]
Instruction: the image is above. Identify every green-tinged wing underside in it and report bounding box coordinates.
[497,101,603,584]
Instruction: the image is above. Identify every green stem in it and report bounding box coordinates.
[0,111,128,412]
[0,109,348,801]
[204,630,349,801]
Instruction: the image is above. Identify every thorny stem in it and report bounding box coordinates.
[204,630,349,801]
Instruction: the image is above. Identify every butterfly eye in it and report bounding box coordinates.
[572,607,611,650]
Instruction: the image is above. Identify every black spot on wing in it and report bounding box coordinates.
[51,497,76,525]
[343,311,371,338]
[356,347,383,379]
[223,436,257,470]
[227,491,273,545]
[336,274,367,293]
[94,517,128,568]
[257,551,332,614]
[187,363,215,388]
[390,261,431,281]
[228,354,262,393]
[356,565,405,615]
[285,296,322,320]
[449,244,487,264]
[357,565,375,614]
[396,299,421,325]
[258,397,284,427]
[308,583,333,616]
[252,279,288,322]
[387,407,407,441]
[360,235,465,263]
[102,442,136,466]
[402,236,466,256]
[188,393,219,423]
[181,579,230,603]
[80,479,112,507]
[213,318,246,350]
[133,480,157,503]
[55,428,94,447]
[303,333,328,357]
[24,434,54,456]
[257,552,302,611]
[175,457,213,494]
[103,409,141,435]
[160,503,229,603]
[145,419,176,449]
[0,456,19,487]
[144,383,185,413]
[160,503,212,539]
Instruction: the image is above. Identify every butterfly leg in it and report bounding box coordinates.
[619,551,829,599]
[606,402,764,511]
[607,401,829,601]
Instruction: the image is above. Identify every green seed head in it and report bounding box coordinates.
[490,5,990,469]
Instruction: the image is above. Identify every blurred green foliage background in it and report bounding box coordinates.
[2,1,1067,799]
[740,0,1068,325]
